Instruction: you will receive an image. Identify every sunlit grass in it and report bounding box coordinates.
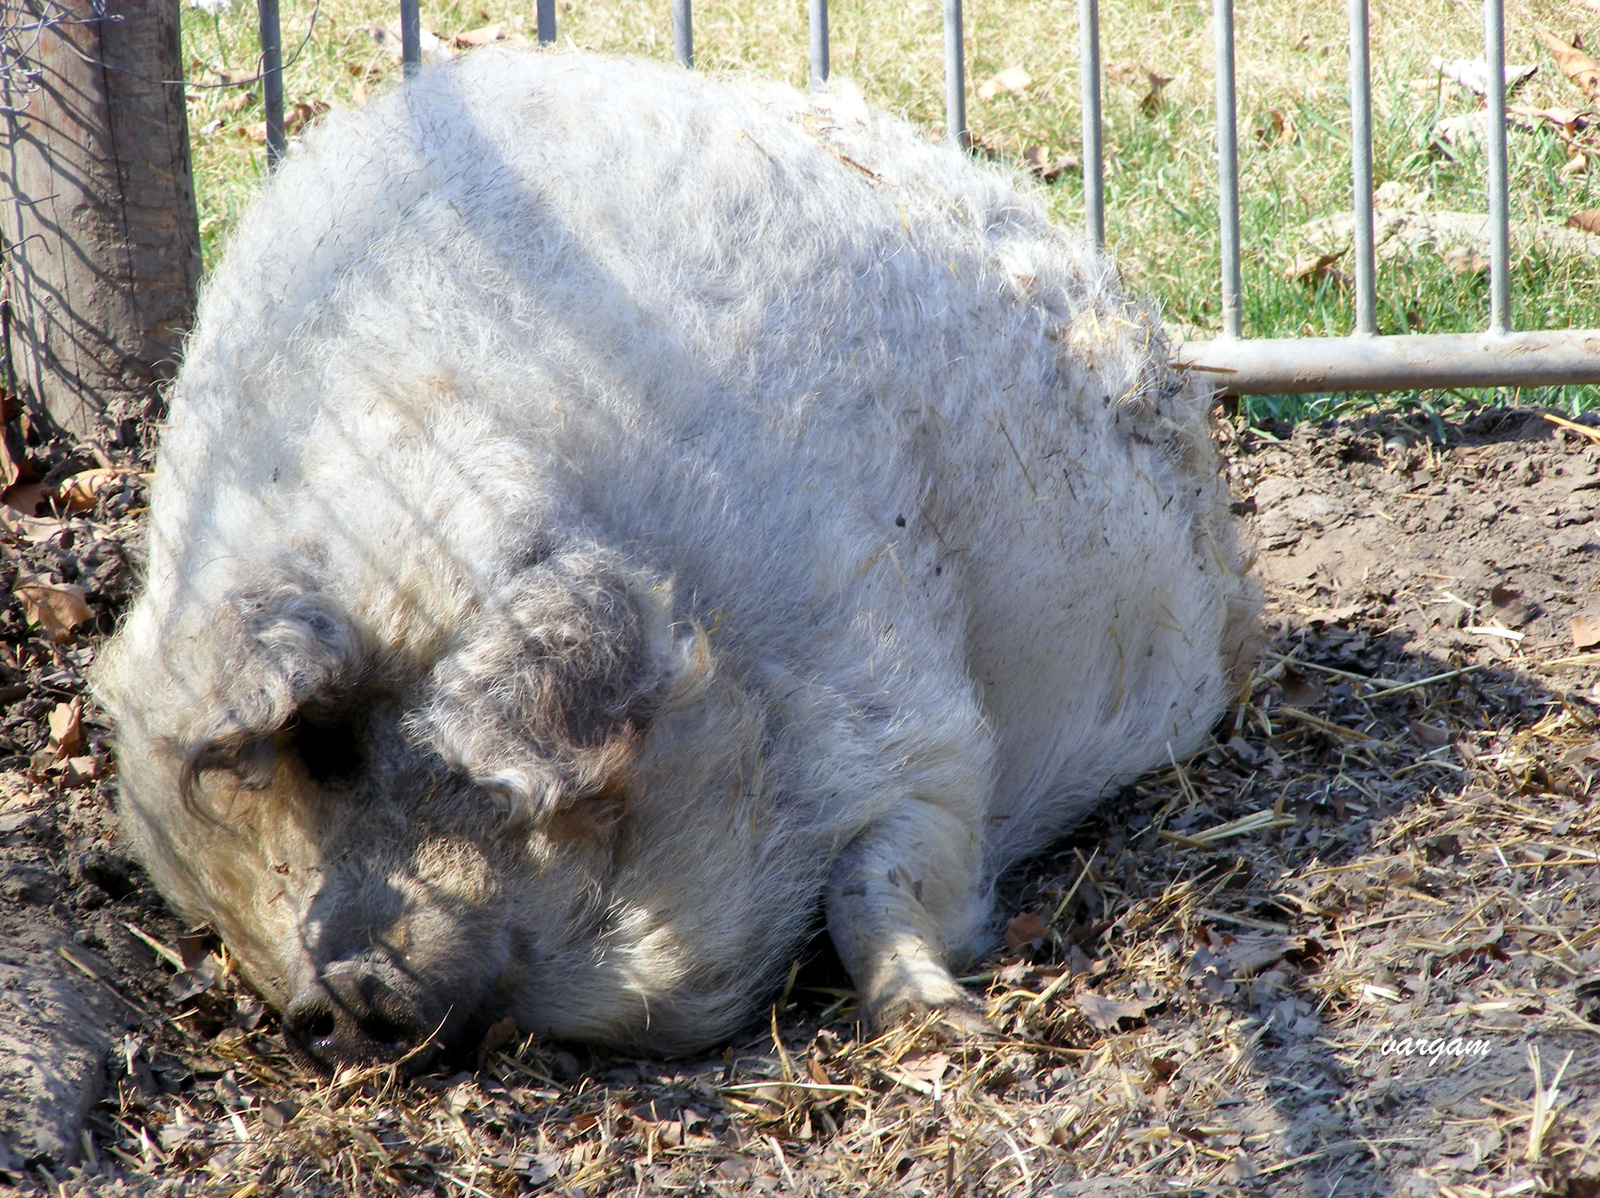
[179,0,1600,420]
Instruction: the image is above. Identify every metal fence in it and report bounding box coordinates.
[250,0,1600,397]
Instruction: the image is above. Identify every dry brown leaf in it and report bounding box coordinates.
[1021,145,1080,182]
[2,480,46,516]
[1567,209,1600,234]
[476,1015,519,1065]
[452,22,502,47]
[285,100,330,135]
[364,23,406,59]
[977,66,1033,101]
[1490,584,1538,626]
[0,506,65,544]
[1513,104,1588,137]
[47,700,83,758]
[1442,245,1490,276]
[220,89,256,116]
[1255,108,1297,143]
[52,467,121,512]
[1138,71,1174,117]
[1277,665,1325,707]
[895,1052,950,1090]
[1409,720,1452,748]
[1570,613,1600,648]
[14,577,92,642]
[168,953,223,1002]
[1076,992,1154,1030]
[1431,55,1537,95]
[0,432,17,494]
[1213,933,1300,978]
[1286,250,1348,285]
[362,24,452,63]
[1005,910,1050,953]
[1542,29,1600,100]
[62,756,101,786]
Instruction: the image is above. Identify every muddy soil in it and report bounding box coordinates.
[0,405,1596,1198]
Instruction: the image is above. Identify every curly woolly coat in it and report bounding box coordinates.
[95,49,1258,1061]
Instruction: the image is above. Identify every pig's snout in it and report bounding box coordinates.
[284,958,430,1070]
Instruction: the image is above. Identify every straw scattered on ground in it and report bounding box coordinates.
[2,404,1597,1197]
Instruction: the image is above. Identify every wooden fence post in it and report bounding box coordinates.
[2,0,201,441]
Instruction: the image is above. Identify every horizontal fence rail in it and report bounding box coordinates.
[246,0,1600,395]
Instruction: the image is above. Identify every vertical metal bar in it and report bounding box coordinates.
[399,0,421,78]
[809,0,829,88]
[943,0,966,150]
[1484,0,1512,333]
[1079,0,1104,248]
[1213,0,1242,338]
[673,0,693,68]
[257,0,285,165]
[537,0,556,45]
[1348,0,1377,335]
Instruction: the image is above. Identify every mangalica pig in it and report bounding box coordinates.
[94,49,1258,1068]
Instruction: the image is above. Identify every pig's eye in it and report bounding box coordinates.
[292,717,364,783]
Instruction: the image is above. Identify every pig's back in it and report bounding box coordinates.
[148,50,1250,870]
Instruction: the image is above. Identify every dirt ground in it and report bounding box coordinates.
[0,402,1598,1198]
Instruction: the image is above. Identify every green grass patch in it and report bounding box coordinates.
[179,0,1600,422]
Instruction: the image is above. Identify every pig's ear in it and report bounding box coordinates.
[412,547,709,833]
[176,577,370,802]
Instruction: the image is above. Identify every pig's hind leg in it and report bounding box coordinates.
[825,796,993,1032]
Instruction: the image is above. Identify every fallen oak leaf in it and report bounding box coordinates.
[0,428,17,493]
[1286,250,1349,286]
[1276,664,1325,707]
[1442,245,1490,276]
[1076,991,1155,1030]
[1138,70,1174,116]
[363,23,453,61]
[62,756,100,786]
[1409,720,1453,748]
[1255,107,1297,143]
[1,480,47,516]
[219,88,256,116]
[0,506,66,544]
[168,952,223,1002]
[52,467,125,512]
[893,1051,950,1092]
[1430,55,1537,95]
[452,22,502,47]
[1542,29,1600,100]
[977,65,1033,101]
[47,699,83,758]
[1005,910,1050,953]
[1568,209,1600,235]
[13,576,92,642]
[1571,613,1600,648]
[1022,145,1080,181]
[1512,104,1588,138]
[284,99,330,135]
[476,1014,519,1066]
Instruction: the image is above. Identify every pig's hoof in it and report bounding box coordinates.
[871,993,993,1042]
